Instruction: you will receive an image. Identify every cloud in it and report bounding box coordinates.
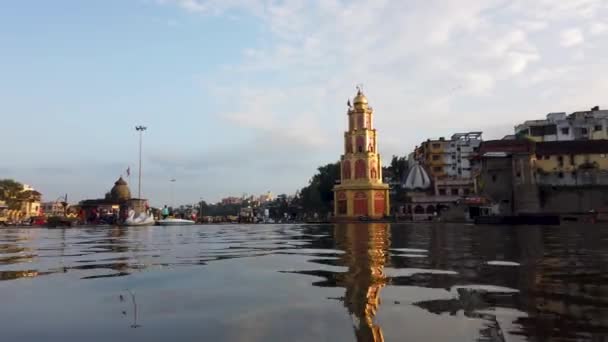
[590,22,608,35]
[560,28,585,46]
[153,0,608,200]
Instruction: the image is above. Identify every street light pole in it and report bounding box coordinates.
[135,125,147,199]
[170,178,176,209]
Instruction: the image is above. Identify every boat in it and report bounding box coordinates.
[124,210,155,226]
[156,218,196,226]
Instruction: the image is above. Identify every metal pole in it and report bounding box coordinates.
[138,130,142,198]
[170,179,176,209]
[135,126,147,199]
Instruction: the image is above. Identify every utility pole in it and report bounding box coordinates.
[170,178,176,209]
[135,126,147,199]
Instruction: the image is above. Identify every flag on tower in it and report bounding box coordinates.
[126,167,131,177]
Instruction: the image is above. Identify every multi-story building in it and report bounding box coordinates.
[415,132,482,180]
[534,140,608,186]
[444,132,482,179]
[412,132,483,201]
[515,106,608,142]
[415,138,449,179]
[41,201,66,217]
[19,185,41,218]
[478,139,608,215]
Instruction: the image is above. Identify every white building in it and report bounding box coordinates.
[515,106,608,142]
[444,132,482,179]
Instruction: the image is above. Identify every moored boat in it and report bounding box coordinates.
[124,210,155,226]
[157,218,196,226]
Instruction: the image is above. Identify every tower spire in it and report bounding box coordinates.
[333,87,390,220]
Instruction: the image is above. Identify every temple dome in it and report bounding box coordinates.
[110,177,131,202]
[403,162,431,190]
[353,90,368,105]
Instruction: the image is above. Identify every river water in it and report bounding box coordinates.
[0,223,606,341]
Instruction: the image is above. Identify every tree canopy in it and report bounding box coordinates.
[0,179,25,210]
[298,162,340,214]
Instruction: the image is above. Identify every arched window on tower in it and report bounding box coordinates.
[370,166,377,179]
[342,160,351,180]
[358,115,365,129]
[337,191,347,215]
[355,159,366,179]
[356,136,365,153]
[346,138,353,153]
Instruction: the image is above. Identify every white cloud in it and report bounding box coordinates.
[157,0,608,198]
[506,51,540,74]
[560,28,585,46]
[590,22,608,35]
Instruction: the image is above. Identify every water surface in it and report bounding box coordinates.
[0,223,607,341]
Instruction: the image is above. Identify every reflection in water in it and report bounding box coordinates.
[120,289,141,328]
[334,223,389,342]
[1,224,608,341]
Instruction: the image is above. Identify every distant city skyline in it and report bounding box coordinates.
[1,0,607,205]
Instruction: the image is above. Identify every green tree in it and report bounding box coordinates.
[299,162,340,214]
[389,155,409,182]
[0,179,25,210]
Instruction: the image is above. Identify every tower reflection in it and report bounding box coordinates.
[334,223,390,342]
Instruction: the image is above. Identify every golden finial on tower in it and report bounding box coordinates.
[353,84,368,105]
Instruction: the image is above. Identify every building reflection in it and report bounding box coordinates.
[333,223,390,342]
[0,229,39,281]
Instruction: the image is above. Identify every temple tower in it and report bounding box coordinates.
[333,88,390,220]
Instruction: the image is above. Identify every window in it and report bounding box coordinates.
[432,143,440,149]
[342,160,351,180]
[557,155,564,166]
[595,125,602,132]
[451,188,459,196]
[338,199,347,214]
[355,159,366,179]
[433,167,442,172]
[570,155,575,165]
[432,155,440,161]
[356,136,364,153]
[491,174,497,182]
[581,127,588,135]
[530,124,557,136]
[561,127,570,135]
[438,188,446,195]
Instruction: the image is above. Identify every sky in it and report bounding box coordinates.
[1,0,607,206]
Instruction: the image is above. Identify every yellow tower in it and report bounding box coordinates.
[333,88,390,220]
